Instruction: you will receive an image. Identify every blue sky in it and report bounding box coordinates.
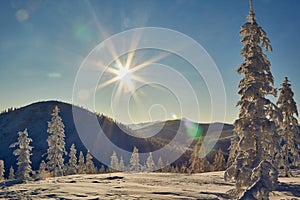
[1,0,300,124]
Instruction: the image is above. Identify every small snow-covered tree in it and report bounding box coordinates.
[67,144,77,175]
[85,152,96,174]
[180,164,187,173]
[189,144,200,174]
[157,156,164,171]
[277,77,300,177]
[129,146,141,172]
[78,151,86,174]
[38,160,47,180]
[0,160,5,181]
[199,158,211,173]
[225,0,280,198]
[10,129,33,182]
[8,166,14,180]
[189,139,211,173]
[99,165,106,174]
[212,148,226,171]
[110,151,119,172]
[162,161,173,173]
[46,106,66,177]
[173,166,179,173]
[119,156,125,172]
[140,162,147,172]
[94,166,98,173]
[146,152,156,172]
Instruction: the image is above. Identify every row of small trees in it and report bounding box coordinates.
[0,106,66,182]
[0,106,101,182]
[0,106,106,182]
[0,105,227,183]
[109,147,226,173]
[189,147,226,174]
[0,141,227,182]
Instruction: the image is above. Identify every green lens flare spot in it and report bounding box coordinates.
[184,120,203,139]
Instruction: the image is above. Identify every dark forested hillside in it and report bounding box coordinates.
[0,101,234,176]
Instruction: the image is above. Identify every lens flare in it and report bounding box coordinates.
[16,9,29,22]
[184,119,203,139]
[74,24,93,43]
[171,113,177,119]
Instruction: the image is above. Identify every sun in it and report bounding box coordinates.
[95,29,171,100]
[114,63,134,92]
[116,64,130,80]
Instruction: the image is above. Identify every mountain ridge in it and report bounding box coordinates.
[0,100,235,176]
[0,101,190,176]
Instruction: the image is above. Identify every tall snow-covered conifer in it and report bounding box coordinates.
[10,129,33,182]
[225,0,279,198]
[46,106,66,177]
[277,77,300,177]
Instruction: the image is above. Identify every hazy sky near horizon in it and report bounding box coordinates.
[1,0,300,124]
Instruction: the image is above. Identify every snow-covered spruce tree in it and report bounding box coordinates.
[180,164,187,173]
[140,162,147,172]
[119,156,125,172]
[0,160,5,181]
[188,139,211,173]
[162,161,173,173]
[9,166,15,180]
[157,156,164,172]
[85,151,96,174]
[277,77,300,177]
[99,165,106,174]
[199,158,211,173]
[67,144,77,175]
[38,160,47,180]
[78,151,86,174]
[110,151,119,172]
[171,166,179,173]
[10,129,33,182]
[213,148,226,171]
[225,0,280,198]
[129,146,141,172]
[188,140,201,174]
[46,106,66,177]
[146,152,156,172]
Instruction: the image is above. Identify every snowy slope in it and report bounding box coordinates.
[0,171,299,199]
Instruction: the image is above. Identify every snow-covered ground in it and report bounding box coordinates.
[0,171,299,199]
